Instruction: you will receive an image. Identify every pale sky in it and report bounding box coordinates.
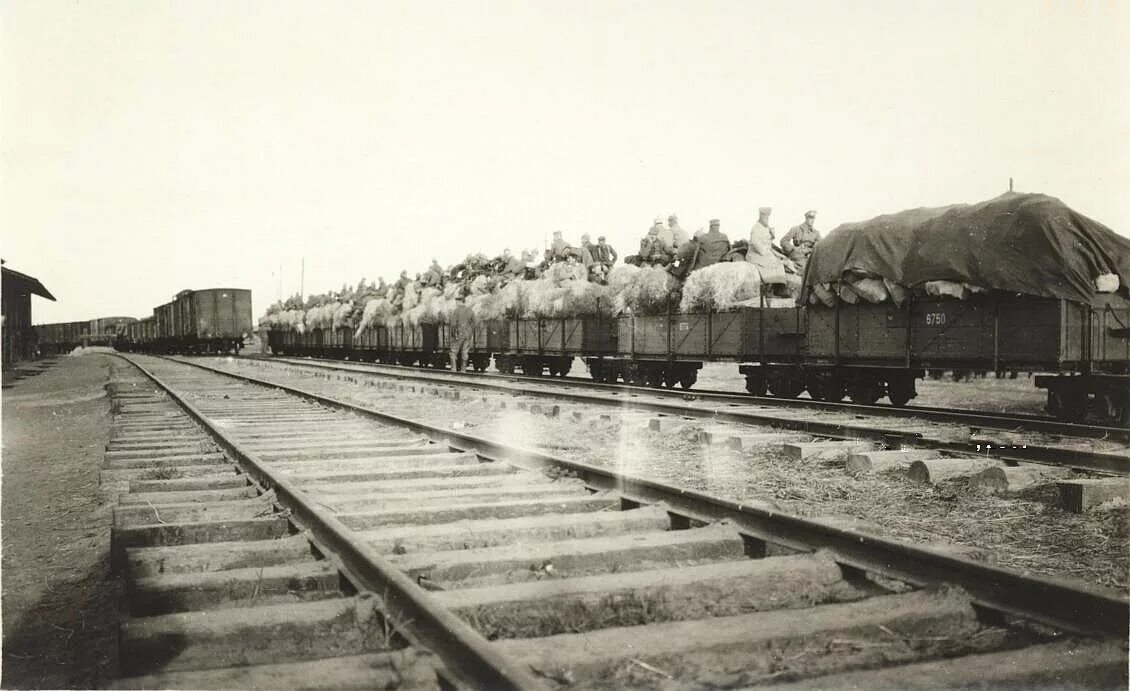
[3,0,1127,323]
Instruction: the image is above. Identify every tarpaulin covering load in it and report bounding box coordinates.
[800,193,1130,307]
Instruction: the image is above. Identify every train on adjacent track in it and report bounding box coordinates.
[33,316,138,354]
[265,290,1130,425]
[114,288,254,354]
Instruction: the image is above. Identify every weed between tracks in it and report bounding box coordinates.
[137,464,182,481]
[355,590,413,650]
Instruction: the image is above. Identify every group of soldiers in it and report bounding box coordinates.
[533,209,824,285]
[368,208,823,316]
[370,210,822,371]
[634,209,822,282]
[542,232,620,282]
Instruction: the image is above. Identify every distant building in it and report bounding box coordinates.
[2,263,56,366]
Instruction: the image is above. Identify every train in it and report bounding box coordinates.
[115,288,253,354]
[33,316,138,355]
[264,290,1130,425]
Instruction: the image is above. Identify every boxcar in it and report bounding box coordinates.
[170,288,252,353]
[33,320,88,354]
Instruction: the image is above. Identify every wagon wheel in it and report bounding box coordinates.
[679,371,698,390]
[603,368,620,384]
[887,388,912,407]
[588,362,604,381]
[745,373,768,396]
[822,377,846,402]
[1049,388,1088,423]
[848,379,882,406]
[557,361,572,377]
[769,372,803,398]
[663,371,680,388]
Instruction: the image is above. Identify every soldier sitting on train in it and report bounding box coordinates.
[639,217,675,267]
[668,219,732,280]
[781,210,821,267]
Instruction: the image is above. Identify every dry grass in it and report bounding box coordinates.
[137,463,182,481]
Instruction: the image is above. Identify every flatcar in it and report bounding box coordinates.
[115,288,253,354]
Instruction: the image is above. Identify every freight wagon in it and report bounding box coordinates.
[34,316,137,354]
[265,288,1130,424]
[115,288,252,354]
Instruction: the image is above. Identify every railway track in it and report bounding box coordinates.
[253,353,1130,443]
[104,352,1126,688]
[238,354,1130,476]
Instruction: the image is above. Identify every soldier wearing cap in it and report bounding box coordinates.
[549,230,571,263]
[501,248,525,277]
[424,258,445,288]
[591,235,617,281]
[640,216,674,266]
[781,210,821,264]
[699,219,731,267]
[448,289,475,372]
[668,214,689,249]
[671,220,730,278]
[747,207,786,284]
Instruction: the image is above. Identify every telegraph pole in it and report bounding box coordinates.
[300,258,305,300]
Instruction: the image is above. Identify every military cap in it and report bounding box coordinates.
[597,235,606,241]
[758,207,772,215]
[709,218,720,228]
[805,210,817,218]
[668,213,678,221]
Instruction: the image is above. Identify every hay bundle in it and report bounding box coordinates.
[523,262,606,318]
[883,279,908,306]
[332,301,354,329]
[607,265,679,315]
[306,302,339,330]
[679,262,762,312]
[526,281,569,318]
[565,278,611,317]
[495,280,527,318]
[401,282,420,313]
[924,281,985,300]
[1096,273,1120,293]
[467,291,503,321]
[355,298,394,335]
[843,276,888,304]
[281,309,306,334]
[468,274,496,295]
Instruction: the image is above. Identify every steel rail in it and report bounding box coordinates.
[237,355,1130,475]
[115,353,548,691]
[165,354,1129,640]
[250,353,1129,442]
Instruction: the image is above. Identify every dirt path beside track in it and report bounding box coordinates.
[2,354,118,688]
